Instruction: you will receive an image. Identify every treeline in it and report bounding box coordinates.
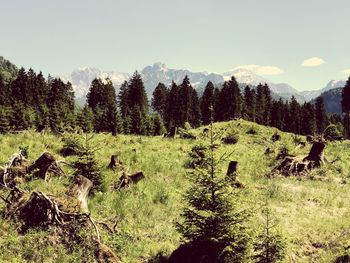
[0,65,348,136]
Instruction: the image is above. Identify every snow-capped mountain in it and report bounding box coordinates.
[223,68,299,95]
[300,80,346,101]
[62,63,346,105]
[61,67,129,99]
[141,62,224,95]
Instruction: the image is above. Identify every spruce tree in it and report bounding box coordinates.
[176,108,251,262]
[0,107,11,134]
[76,105,94,133]
[128,71,148,114]
[315,96,327,134]
[341,77,350,137]
[152,82,168,119]
[243,86,256,122]
[200,81,215,125]
[287,97,301,134]
[165,81,181,129]
[252,205,287,263]
[152,112,166,135]
[301,102,316,135]
[72,135,103,194]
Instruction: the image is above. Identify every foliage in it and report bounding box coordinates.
[324,124,343,140]
[176,116,251,262]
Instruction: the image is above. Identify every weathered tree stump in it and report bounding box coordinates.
[164,127,177,138]
[226,161,244,188]
[28,152,65,180]
[271,142,326,177]
[65,175,92,213]
[108,155,122,170]
[116,171,145,190]
[271,133,281,142]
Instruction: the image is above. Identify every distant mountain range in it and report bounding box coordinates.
[61,63,347,105]
[1,55,348,114]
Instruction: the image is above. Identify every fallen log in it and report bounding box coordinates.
[271,142,326,177]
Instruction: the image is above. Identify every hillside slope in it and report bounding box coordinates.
[0,120,349,262]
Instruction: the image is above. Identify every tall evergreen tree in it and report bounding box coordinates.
[200,81,215,125]
[301,102,316,135]
[243,86,256,122]
[341,77,350,137]
[128,71,148,114]
[152,82,168,119]
[165,81,181,129]
[287,96,301,134]
[315,96,327,134]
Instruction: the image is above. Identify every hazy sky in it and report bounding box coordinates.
[1,0,349,91]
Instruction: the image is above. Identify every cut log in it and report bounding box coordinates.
[271,142,326,177]
[226,161,244,188]
[108,155,122,170]
[28,152,65,180]
[116,171,145,190]
[164,127,177,138]
[226,161,238,178]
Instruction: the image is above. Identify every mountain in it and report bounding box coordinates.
[311,87,343,114]
[301,80,346,101]
[141,63,224,96]
[61,67,129,99]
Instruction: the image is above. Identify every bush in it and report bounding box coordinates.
[324,124,343,141]
[60,135,83,157]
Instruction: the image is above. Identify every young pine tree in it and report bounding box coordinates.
[252,204,287,263]
[176,107,251,262]
[72,135,103,194]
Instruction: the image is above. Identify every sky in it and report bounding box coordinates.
[0,0,349,91]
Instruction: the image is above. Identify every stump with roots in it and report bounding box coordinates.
[0,152,65,187]
[271,142,325,177]
[0,177,120,262]
[116,171,145,190]
[226,161,244,188]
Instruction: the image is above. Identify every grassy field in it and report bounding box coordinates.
[0,119,350,262]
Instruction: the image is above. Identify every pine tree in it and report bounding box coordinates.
[252,205,287,263]
[152,82,168,119]
[200,81,215,125]
[72,135,103,194]
[0,107,11,134]
[0,75,10,106]
[130,106,146,135]
[10,102,30,130]
[165,81,181,129]
[243,86,256,122]
[270,99,284,130]
[341,77,350,137]
[287,96,301,134]
[128,71,148,114]
[301,102,316,135]
[152,112,166,135]
[315,96,327,134]
[176,108,251,262]
[76,105,94,133]
[190,89,201,127]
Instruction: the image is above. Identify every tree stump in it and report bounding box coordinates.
[271,142,326,177]
[116,171,145,190]
[108,155,121,170]
[271,133,281,142]
[65,175,92,213]
[28,152,65,180]
[226,161,238,179]
[165,127,177,138]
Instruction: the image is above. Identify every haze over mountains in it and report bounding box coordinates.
[61,62,347,104]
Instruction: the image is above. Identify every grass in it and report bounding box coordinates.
[0,119,349,262]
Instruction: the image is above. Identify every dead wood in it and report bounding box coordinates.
[116,171,145,190]
[108,155,122,170]
[65,175,93,213]
[28,152,65,180]
[271,142,326,177]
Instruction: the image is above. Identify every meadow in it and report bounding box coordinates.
[0,119,349,262]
